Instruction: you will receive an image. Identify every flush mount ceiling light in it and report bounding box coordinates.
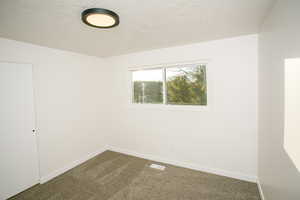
[81,8,119,28]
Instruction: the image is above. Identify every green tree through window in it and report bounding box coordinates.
[132,64,207,106]
[166,65,207,105]
[133,81,163,104]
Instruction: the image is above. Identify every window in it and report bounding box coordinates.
[132,68,163,104]
[131,63,207,106]
[284,58,300,172]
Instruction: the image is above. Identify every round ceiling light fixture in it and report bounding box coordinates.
[81,8,119,28]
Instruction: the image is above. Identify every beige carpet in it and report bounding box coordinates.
[10,151,260,200]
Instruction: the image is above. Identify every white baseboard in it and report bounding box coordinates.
[39,146,257,184]
[39,147,107,184]
[257,180,265,200]
[108,146,257,183]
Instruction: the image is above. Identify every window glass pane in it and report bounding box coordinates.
[166,64,207,105]
[132,69,163,104]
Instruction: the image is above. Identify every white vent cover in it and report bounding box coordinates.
[150,164,166,170]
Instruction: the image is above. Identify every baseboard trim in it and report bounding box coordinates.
[108,146,257,183]
[39,146,257,184]
[257,180,265,200]
[39,147,107,184]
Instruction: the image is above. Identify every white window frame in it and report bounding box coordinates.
[128,60,211,111]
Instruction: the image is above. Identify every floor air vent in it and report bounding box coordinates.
[150,163,166,170]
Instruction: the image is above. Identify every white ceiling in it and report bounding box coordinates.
[0,0,274,57]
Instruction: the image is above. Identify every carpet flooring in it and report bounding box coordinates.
[9,151,261,200]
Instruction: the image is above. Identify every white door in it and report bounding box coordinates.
[0,62,39,200]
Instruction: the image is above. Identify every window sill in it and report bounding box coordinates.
[128,103,209,111]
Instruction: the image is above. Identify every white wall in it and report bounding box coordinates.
[0,34,259,184]
[106,34,258,181]
[0,37,112,180]
[258,1,300,199]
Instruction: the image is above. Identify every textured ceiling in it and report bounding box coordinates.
[0,0,274,57]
